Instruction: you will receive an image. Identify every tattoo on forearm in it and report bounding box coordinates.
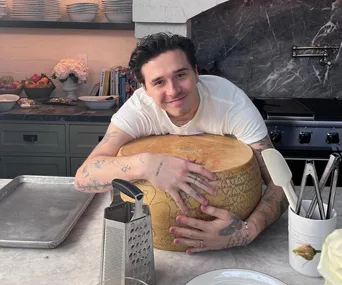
[219,215,242,236]
[156,161,163,176]
[82,166,89,178]
[75,179,112,192]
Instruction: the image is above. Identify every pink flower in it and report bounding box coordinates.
[52,59,89,83]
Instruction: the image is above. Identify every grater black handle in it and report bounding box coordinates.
[112,179,143,201]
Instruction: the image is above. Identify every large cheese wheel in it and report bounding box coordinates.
[117,134,262,251]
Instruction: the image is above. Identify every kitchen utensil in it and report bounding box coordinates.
[326,167,339,219]
[0,175,94,248]
[100,179,156,285]
[306,153,341,219]
[186,269,287,285]
[296,160,325,219]
[261,148,306,216]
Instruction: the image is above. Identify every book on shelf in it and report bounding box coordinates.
[97,66,140,105]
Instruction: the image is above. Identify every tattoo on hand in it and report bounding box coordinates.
[156,161,163,176]
[219,215,243,236]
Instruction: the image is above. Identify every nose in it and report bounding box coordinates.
[166,79,181,97]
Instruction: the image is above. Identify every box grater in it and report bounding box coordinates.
[100,179,156,285]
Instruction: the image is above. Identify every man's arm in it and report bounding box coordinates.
[74,123,217,213]
[246,135,289,242]
[74,122,147,193]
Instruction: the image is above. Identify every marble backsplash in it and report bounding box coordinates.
[191,0,342,99]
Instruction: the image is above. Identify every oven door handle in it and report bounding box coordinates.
[284,157,330,161]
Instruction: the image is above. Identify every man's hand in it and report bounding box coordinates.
[146,154,217,213]
[169,204,249,254]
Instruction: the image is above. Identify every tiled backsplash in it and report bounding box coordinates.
[0,28,137,97]
[192,0,342,99]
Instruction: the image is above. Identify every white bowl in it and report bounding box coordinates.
[68,12,97,22]
[0,94,20,112]
[78,96,119,110]
[104,11,132,23]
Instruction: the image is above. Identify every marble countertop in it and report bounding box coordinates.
[0,102,118,122]
[0,179,340,285]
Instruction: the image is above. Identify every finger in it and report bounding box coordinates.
[187,162,217,181]
[186,247,210,254]
[171,192,188,214]
[175,215,209,231]
[180,182,208,205]
[200,204,230,220]
[173,237,203,248]
[169,226,203,239]
[185,174,216,196]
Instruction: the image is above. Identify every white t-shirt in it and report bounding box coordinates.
[111,75,267,145]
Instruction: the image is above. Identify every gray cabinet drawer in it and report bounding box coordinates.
[0,156,66,178]
[0,123,65,153]
[70,125,107,154]
[70,157,86,177]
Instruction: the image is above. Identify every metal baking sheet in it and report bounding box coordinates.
[0,175,95,249]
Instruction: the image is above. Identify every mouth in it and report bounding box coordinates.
[167,95,186,104]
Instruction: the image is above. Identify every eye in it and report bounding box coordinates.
[154,80,164,86]
[176,73,186,78]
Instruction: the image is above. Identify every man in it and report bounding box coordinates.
[75,32,288,254]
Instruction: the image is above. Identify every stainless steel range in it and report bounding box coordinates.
[253,98,342,186]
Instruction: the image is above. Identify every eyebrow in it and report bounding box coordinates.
[150,67,190,84]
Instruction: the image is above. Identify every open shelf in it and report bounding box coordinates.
[0,20,134,30]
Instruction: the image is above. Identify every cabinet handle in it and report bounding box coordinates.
[23,134,38,142]
[98,136,104,142]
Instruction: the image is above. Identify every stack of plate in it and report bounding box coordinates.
[11,0,61,21]
[102,0,132,23]
[0,0,7,19]
[66,2,99,23]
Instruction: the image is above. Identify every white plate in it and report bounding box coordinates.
[186,269,287,285]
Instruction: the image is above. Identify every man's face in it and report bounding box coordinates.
[141,49,199,119]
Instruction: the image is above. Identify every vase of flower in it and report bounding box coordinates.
[62,77,78,100]
[52,58,89,101]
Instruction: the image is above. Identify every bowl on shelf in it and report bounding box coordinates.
[78,95,119,110]
[0,94,20,112]
[24,86,55,102]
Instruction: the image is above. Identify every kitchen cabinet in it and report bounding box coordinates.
[0,121,108,178]
[0,156,66,177]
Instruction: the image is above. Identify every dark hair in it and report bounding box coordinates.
[128,32,197,84]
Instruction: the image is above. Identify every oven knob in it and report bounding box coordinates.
[269,130,282,143]
[326,132,340,144]
[299,131,311,144]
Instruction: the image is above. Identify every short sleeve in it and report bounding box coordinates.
[226,91,268,145]
[111,98,153,139]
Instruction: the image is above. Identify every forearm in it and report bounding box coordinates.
[74,153,148,193]
[246,182,289,241]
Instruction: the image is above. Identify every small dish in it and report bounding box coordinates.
[78,95,119,110]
